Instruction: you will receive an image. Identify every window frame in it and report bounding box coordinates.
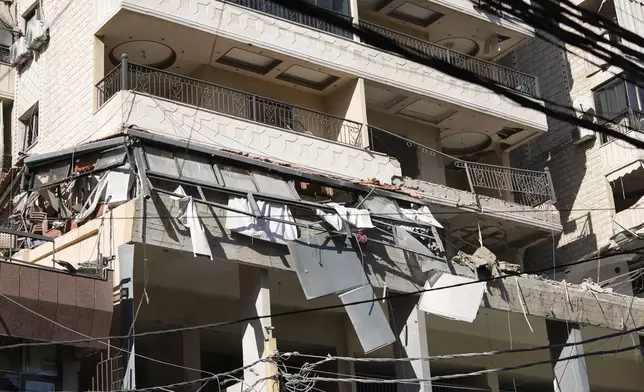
[20,104,39,151]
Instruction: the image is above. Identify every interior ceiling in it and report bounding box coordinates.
[364,81,535,154]
[357,0,529,61]
[100,10,354,95]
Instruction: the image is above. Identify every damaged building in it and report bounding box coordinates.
[0,0,641,391]
[0,129,640,392]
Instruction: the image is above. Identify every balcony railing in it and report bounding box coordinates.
[228,0,353,38]
[359,21,539,98]
[368,126,556,207]
[356,375,490,392]
[0,44,10,65]
[96,60,554,206]
[96,60,364,147]
[599,107,644,144]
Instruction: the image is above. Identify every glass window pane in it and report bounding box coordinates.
[94,148,127,171]
[595,79,628,118]
[219,166,257,192]
[361,195,406,220]
[0,373,19,392]
[23,380,55,392]
[144,147,179,177]
[252,172,297,199]
[32,161,70,188]
[176,153,218,184]
[23,346,58,376]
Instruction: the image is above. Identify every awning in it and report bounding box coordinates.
[607,160,644,183]
[0,261,113,347]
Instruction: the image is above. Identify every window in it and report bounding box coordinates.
[0,338,59,392]
[23,5,41,36]
[20,104,38,151]
[593,77,644,143]
[593,78,627,119]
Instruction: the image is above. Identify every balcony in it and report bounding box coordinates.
[358,21,539,97]
[95,61,400,184]
[368,126,555,207]
[95,0,548,133]
[228,0,353,38]
[599,108,644,175]
[95,61,554,208]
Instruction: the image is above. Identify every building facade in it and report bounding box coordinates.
[0,0,641,391]
[512,0,644,296]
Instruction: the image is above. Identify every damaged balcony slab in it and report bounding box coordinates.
[132,193,638,330]
[394,177,562,233]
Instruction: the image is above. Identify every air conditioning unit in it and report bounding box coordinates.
[9,37,31,67]
[26,20,49,51]
[572,98,597,145]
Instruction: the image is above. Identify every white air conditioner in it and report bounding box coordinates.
[26,20,49,51]
[9,37,31,67]
[572,97,597,144]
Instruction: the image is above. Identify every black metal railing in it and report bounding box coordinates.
[96,59,364,147]
[599,107,644,144]
[359,21,539,97]
[0,44,10,65]
[229,0,353,38]
[368,126,556,207]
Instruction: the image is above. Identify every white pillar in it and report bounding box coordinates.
[546,321,590,392]
[183,330,202,392]
[240,265,273,392]
[338,316,358,392]
[486,373,500,392]
[390,297,432,392]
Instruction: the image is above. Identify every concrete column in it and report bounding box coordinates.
[486,373,500,392]
[62,347,80,392]
[337,316,358,392]
[183,330,202,392]
[545,321,590,392]
[240,265,273,392]
[389,296,432,392]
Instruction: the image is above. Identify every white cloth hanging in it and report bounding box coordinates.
[172,186,213,259]
[326,203,374,229]
[225,197,298,245]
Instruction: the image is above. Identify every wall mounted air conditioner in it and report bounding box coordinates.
[26,20,49,51]
[9,37,31,67]
[572,97,597,145]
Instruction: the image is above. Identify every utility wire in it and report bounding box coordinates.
[283,318,644,361]
[0,245,641,351]
[280,343,642,383]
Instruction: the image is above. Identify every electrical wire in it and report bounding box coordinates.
[278,343,642,383]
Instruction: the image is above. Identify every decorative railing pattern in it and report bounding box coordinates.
[599,107,644,144]
[0,44,10,65]
[96,60,364,147]
[359,21,539,98]
[228,0,353,38]
[368,126,555,206]
[96,58,554,206]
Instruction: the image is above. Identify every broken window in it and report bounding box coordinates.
[144,147,180,177]
[361,194,409,222]
[251,172,299,199]
[609,163,644,213]
[176,152,219,185]
[218,165,257,192]
[20,103,39,151]
[32,160,71,189]
[94,147,127,171]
